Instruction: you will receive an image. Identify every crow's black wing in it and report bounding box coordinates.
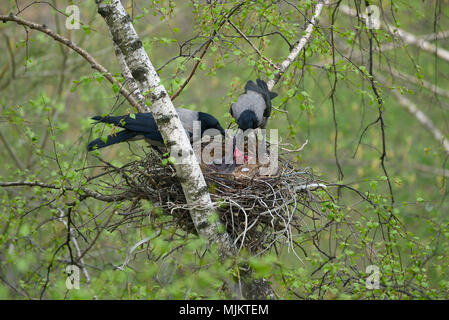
[87,130,138,151]
[91,113,163,141]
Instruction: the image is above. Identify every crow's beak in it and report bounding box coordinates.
[218,125,226,136]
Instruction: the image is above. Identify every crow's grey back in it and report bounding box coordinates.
[175,108,199,136]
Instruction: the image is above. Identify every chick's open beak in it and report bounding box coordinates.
[233,146,249,164]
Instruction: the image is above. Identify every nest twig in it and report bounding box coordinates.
[88,150,330,254]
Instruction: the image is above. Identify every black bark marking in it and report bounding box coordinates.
[97,4,112,17]
[157,114,173,124]
[149,90,167,101]
[197,186,210,197]
[130,39,143,51]
[121,39,142,55]
[198,221,209,230]
[131,66,148,82]
[120,14,132,24]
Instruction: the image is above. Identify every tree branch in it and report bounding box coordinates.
[267,0,326,91]
[227,18,280,71]
[339,4,449,63]
[0,129,25,171]
[0,180,129,202]
[389,86,449,156]
[0,13,141,111]
[170,2,244,101]
[386,25,449,63]
[380,64,449,101]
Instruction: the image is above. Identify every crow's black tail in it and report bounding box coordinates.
[87,130,137,151]
[245,79,278,118]
[256,79,277,100]
[245,79,278,100]
[244,80,260,94]
[91,115,128,126]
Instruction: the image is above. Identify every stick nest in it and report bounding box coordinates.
[91,150,329,254]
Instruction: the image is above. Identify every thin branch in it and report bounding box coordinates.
[280,139,308,152]
[170,39,212,101]
[170,2,244,100]
[419,30,449,41]
[0,129,25,171]
[56,207,92,286]
[369,31,449,53]
[0,181,129,202]
[222,30,293,48]
[267,0,326,91]
[0,14,141,111]
[329,1,344,182]
[386,25,449,62]
[339,4,449,62]
[227,18,280,71]
[381,65,449,101]
[389,87,449,156]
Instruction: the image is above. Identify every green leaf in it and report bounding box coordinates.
[112,83,120,94]
[82,25,91,35]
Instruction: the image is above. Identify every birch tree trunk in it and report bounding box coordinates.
[95,0,234,253]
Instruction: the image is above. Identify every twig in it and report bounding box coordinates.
[0,14,141,111]
[56,207,92,287]
[0,129,25,171]
[381,65,449,101]
[227,18,280,71]
[389,87,449,156]
[280,139,309,152]
[267,0,327,91]
[387,25,449,62]
[339,4,449,63]
[170,39,212,101]
[0,180,129,202]
[170,2,244,100]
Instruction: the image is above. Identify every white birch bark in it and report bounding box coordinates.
[114,43,148,112]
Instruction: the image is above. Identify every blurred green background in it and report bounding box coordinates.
[0,0,448,299]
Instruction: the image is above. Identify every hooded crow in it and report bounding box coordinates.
[87,108,225,152]
[230,79,278,131]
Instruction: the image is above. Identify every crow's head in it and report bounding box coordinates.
[236,109,259,130]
